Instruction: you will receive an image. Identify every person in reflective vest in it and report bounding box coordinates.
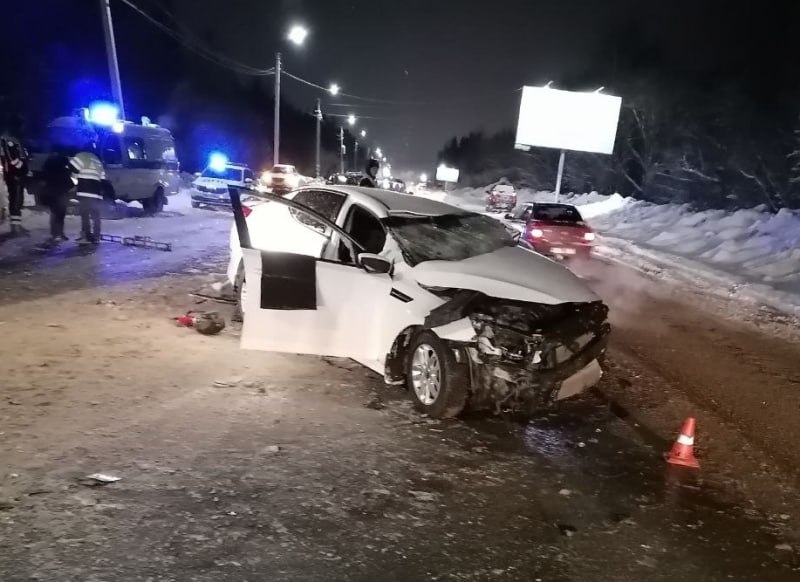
[69,143,106,245]
[1,132,29,235]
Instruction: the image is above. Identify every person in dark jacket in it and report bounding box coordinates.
[359,158,380,187]
[36,147,76,248]
[1,132,29,235]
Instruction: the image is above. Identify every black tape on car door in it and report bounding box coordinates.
[260,251,317,310]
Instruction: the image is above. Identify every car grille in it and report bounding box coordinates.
[196,185,227,194]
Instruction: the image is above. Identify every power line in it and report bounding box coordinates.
[118,0,275,76]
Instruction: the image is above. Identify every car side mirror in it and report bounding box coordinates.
[244,178,254,185]
[504,212,513,219]
[194,172,201,178]
[358,253,393,275]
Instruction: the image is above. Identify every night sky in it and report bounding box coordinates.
[164,0,796,171]
[4,0,798,173]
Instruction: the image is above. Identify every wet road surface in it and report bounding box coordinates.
[1,209,799,580]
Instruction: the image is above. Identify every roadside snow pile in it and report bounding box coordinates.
[589,200,800,313]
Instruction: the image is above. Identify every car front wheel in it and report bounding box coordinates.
[406,331,468,418]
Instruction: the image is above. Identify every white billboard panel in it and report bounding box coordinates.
[514,86,622,155]
[436,165,459,183]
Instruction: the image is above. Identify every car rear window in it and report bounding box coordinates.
[532,204,583,223]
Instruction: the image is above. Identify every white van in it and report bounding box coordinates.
[29,114,180,214]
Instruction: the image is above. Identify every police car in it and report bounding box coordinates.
[190,155,255,209]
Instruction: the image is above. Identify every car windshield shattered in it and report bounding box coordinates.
[384,212,516,265]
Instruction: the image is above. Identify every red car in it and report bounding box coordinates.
[507,202,595,260]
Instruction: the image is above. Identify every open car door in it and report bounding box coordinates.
[230,187,393,364]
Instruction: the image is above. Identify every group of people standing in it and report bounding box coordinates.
[1,130,106,247]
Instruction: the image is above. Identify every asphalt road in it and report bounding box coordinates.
[1,202,799,580]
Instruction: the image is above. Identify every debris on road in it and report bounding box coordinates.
[558,488,573,497]
[263,445,282,454]
[557,524,577,537]
[80,473,122,487]
[409,490,437,502]
[174,311,226,335]
[99,233,172,252]
[189,292,237,305]
[774,543,793,552]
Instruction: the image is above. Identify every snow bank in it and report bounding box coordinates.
[588,200,800,314]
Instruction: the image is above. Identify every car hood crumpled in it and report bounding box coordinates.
[410,245,599,305]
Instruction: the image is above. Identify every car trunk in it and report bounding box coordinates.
[532,219,590,246]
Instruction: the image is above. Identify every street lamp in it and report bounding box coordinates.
[420,173,428,182]
[374,147,382,158]
[360,129,366,138]
[347,114,356,126]
[329,83,340,96]
[274,24,309,166]
[287,24,308,46]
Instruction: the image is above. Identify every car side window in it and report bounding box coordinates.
[124,137,146,160]
[244,169,255,182]
[289,190,346,233]
[102,134,123,165]
[337,204,386,264]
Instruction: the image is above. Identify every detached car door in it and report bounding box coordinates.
[231,187,393,362]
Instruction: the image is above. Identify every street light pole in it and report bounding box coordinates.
[554,149,566,202]
[100,0,126,119]
[273,52,281,166]
[314,98,322,179]
[339,128,345,174]
[353,141,358,171]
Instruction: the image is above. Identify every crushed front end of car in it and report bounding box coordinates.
[424,289,610,414]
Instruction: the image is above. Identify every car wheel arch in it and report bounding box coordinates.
[383,325,424,386]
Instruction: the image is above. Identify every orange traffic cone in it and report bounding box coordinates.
[665,417,700,468]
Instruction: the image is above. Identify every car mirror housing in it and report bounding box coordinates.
[358,253,393,275]
[504,212,513,219]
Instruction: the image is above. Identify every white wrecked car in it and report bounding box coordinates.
[227,186,610,418]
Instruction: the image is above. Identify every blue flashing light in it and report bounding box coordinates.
[88,101,120,127]
[208,152,229,173]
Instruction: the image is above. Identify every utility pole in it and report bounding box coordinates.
[554,149,566,202]
[338,127,345,174]
[100,0,126,119]
[367,147,371,161]
[314,99,322,179]
[353,141,359,172]
[273,52,281,166]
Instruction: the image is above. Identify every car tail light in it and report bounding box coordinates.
[584,232,596,242]
[242,205,253,218]
[529,227,544,238]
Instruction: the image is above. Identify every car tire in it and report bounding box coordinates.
[406,330,468,418]
[143,188,165,215]
[191,201,200,209]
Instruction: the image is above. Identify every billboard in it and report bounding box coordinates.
[514,86,622,155]
[436,164,459,183]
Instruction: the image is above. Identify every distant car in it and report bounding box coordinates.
[191,163,254,208]
[486,184,517,212]
[506,202,596,260]
[263,164,299,194]
[226,185,609,418]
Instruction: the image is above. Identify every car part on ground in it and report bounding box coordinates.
[98,233,172,252]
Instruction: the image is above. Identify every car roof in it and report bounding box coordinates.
[297,185,469,217]
[526,202,578,209]
[224,163,248,170]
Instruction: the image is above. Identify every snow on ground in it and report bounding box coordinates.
[424,186,800,317]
